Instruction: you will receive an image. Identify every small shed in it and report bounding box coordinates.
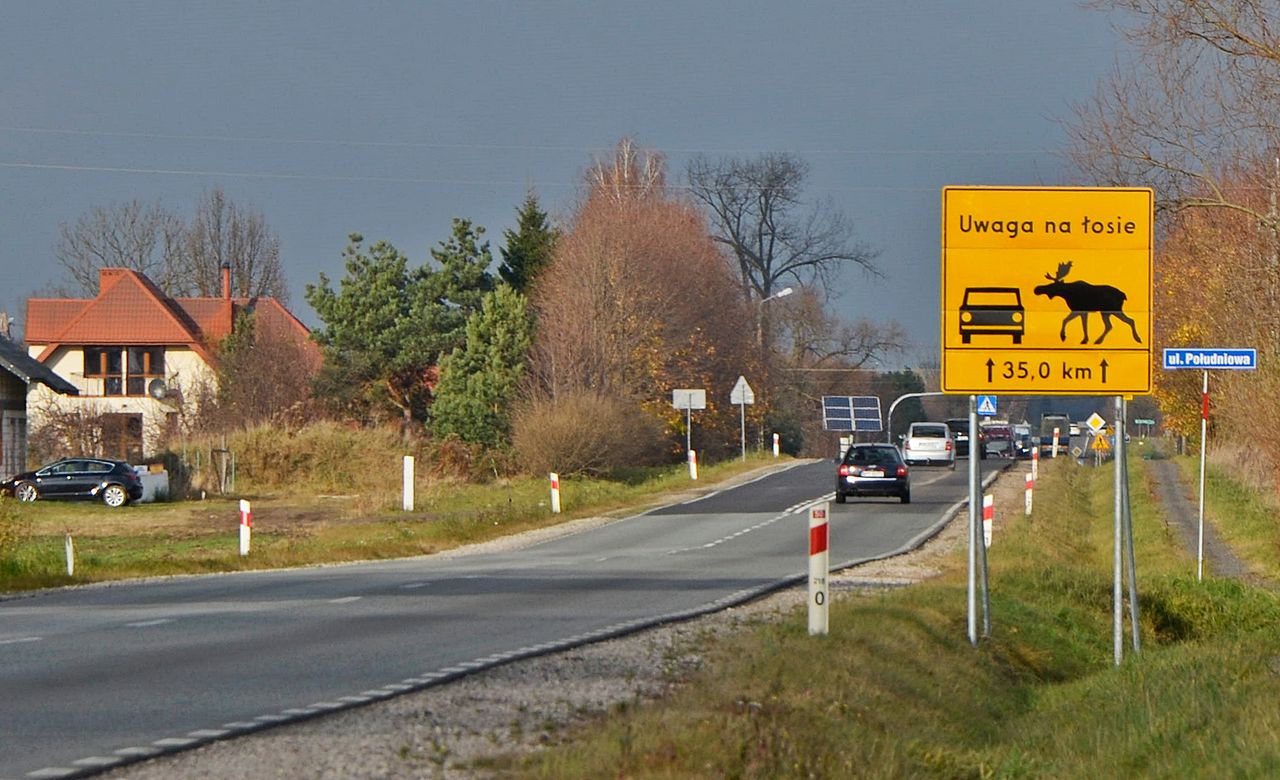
[0,334,78,478]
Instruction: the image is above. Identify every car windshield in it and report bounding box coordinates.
[845,447,899,466]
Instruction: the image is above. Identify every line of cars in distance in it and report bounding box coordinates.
[835,418,1039,504]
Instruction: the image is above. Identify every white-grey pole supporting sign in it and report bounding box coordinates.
[1111,396,1143,665]
[808,502,829,636]
[1162,348,1257,581]
[967,396,991,645]
[672,389,707,480]
[730,375,755,461]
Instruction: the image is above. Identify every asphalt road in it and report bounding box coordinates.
[0,458,979,779]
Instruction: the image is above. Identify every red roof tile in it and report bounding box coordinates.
[25,268,313,367]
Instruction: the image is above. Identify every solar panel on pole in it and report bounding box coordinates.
[821,396,882,432]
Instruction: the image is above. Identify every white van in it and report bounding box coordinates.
[901,422,956,468]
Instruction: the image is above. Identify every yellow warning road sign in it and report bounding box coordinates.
[941,186,1153,395]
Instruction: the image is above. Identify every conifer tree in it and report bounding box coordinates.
[498,193,558,293]
[430,286,532,447]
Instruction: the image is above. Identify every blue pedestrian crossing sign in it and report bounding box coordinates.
[976,395,998,417]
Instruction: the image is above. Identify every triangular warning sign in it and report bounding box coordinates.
[976,396,997,416]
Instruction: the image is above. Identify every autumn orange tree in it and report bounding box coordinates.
[1154,169,1280,459]
[517,139,761,472]
[1069,2,1280,473]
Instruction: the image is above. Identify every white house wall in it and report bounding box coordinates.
[26,345,216,456]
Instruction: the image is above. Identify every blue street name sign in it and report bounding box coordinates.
[1162,348,1257,371]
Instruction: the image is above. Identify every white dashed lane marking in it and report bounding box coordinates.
[0,636,42,645]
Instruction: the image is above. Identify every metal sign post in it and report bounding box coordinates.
[672,389,707,469]
[730,376,755,461]
[1161,348,1257,580]
[942,185,1154,659]
[1113,397,1125,666]
[967,396,990,645]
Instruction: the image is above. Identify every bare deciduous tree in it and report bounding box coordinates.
[198,310,321,432]
[685,152,880,303]
[181,187,287,301]
[526,139,761,459]
[53,188,287,300]
[1069,1,1280,223]
[55,200,184,295]
[780,288,908,370]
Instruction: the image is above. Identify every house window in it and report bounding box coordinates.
[127,347,166,396]
[84,347,123,395]
[83,346,165,396]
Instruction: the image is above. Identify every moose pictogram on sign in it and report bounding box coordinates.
[1033,261,1142,345]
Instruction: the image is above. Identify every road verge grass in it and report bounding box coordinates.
[0,454,783,592]
[497,455,1280,778]
[1173,447,1280,582]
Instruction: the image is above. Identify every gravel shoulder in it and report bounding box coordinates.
[102,462,1015,780]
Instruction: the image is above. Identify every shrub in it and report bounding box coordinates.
[0,498,30,560]
[512,392,666,477]
[424,436,516,482]
[165,422,409,494]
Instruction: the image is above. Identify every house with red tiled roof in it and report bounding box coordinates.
[24,267,318,461]
[0,322,79,478]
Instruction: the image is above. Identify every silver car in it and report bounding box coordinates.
[901,422,955,468]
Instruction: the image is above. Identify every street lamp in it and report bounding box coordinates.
[756,286,794,348]
[762,286,794,303]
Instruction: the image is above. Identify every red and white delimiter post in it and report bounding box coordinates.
[549,472,561,514]
[239,499,252,556]
[809,502,829,635]
[983,493,994,547]
[1025,471,1035,516]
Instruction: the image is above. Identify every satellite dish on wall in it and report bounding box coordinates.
[148,379,168,400]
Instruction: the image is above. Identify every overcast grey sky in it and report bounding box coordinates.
[0,2,1126,365]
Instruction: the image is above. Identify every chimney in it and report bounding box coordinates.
[221,262,231,300]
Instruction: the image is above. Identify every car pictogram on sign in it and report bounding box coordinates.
[959,287,1024,344]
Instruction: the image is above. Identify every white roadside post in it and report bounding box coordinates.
[1031,445,1039,480]
[688,450,698,480]
[239,499,252,557]
[549,472,561,514]
[772,432,780,458]
[402,455,415,511]
[1051,427,1062,458]
[65,532,74,577]
[1024,471,1034,516]
[983,493,994,547]
[808,502,829,636]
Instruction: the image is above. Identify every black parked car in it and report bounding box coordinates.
[836,443,911,504]
[1,457,144,508]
